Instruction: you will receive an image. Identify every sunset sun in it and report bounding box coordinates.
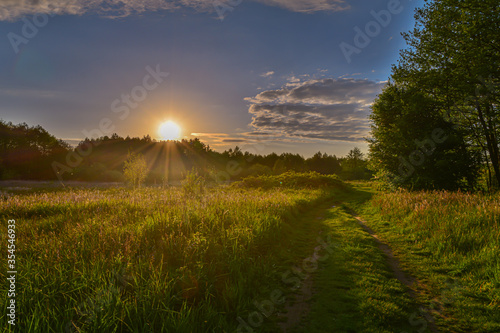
[158,121,181,140]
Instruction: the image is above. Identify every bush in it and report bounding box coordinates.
[123,153,148,188]
[182,170,205,196]
[231,171,347,190]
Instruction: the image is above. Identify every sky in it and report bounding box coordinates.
[0,0,421,157]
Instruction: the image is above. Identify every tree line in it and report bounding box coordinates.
[0,120,371,183]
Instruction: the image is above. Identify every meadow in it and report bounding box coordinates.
[362,188,500,332]
[1,174,499,333]
[0,172,345,332]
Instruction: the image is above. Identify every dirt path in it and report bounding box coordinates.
[277,203,440,333]
[353,216,439,333]
[277,211,329,332]
[278,273,315,332]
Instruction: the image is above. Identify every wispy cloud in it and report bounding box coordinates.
[255,0,349,13]
[0,0,349,21]
[245,77,383,142]
[0,0,177,21]
[260,71,275,78]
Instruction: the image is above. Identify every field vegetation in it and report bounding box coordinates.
[359,188,500,332]
[0,173,345,332]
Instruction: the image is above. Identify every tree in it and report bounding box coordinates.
[0,120,70,180]
[341,147,371,180]
[306,152,341,175]
[272,159,286,174]
[345,148,363,169]
[123,152,148,188]
[369,84,479,190]
[390,0,500,189]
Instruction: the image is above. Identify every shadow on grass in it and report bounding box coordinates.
[288,183,434,333]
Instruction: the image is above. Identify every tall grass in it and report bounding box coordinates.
[369,189,500,332]
[231,171,346,189]
[0,180,340,332]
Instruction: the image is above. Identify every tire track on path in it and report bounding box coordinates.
[352,215,439,333]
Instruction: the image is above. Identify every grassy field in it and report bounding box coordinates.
[359,186,500,332]
[0,173,346,332]
[290,188,428,333]
[1,175,498,332]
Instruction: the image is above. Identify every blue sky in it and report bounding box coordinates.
[0,0,421,157]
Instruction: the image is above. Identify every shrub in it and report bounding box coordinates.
[182,170,206,196]
[231,171,347,190]
[123,153,148,188]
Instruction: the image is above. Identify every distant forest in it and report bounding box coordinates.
[0,120,371,183]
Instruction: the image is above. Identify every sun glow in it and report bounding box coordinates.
[158,121,181,140]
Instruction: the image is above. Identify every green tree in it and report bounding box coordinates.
[341,147,371,180]
[306,152,341,175]
[272,159,286,175]
[391,0,500,189]
[369,84,478,190]
[0,120,70,180]
[123,152,148,188]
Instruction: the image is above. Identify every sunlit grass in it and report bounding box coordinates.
[0,183,340,332]
[365,189,500,332]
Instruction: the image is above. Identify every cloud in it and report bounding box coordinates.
[190,132,232,146]
[0,0,349,21]
[245,77,383,142]
[222,139,246,143]
[0,0,179,21]
[255,0,349,13]
[260,71,275,78]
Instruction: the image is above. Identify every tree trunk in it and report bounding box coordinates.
[475,101,500,188]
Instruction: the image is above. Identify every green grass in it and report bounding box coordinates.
[230,171,347,190]
[358,186,500,332]
[294,187,432,333]
[1,177,497,332]
[0,175,345,332]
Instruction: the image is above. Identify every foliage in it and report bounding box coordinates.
[123,152,148,188]
[340,147,372,181]
[181,169,205,196]
[0,119,70,180]
[238,163,272,178]
[366,189,500,331]
[1,120,371,183]
[0,185,339,332]
[373,0,500,190]
[306,151,342,175]
[231,171,347,190]
[369,85,479,191]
